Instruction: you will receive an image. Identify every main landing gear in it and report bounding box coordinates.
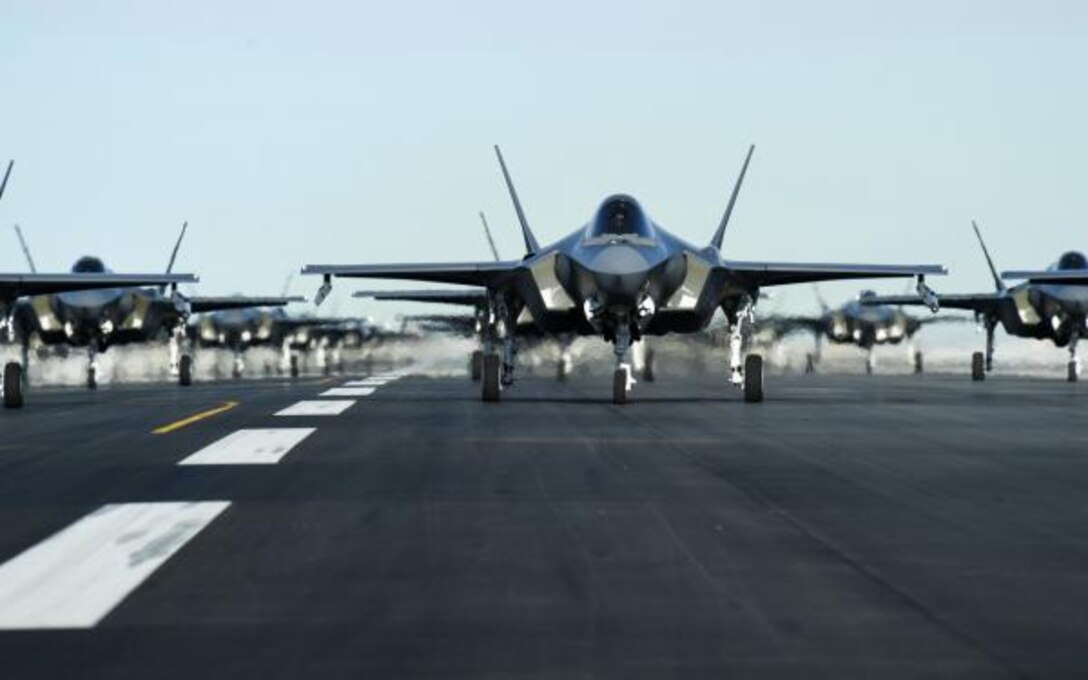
[729,304,764,403]
[1068,330,1080,383]
[972,317,997,382]
[482,352,501,402]
[3,361,24,409]
[470,350,483,382]
[179,354,193,387]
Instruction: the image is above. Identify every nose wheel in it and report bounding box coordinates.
[612,366,629,405]
[3,362,24,409]
[971,351,985,381]
[470,350,483,381]
[482,352,501,402]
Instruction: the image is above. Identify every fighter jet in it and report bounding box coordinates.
[10,222,299,389]
[304,145,945,404]
[760,288,960,374]
[865,221,1088,381]
[0,161,198,408]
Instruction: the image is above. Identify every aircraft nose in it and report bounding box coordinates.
[590,246,651,298]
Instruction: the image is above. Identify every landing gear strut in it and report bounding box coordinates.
[729,298,763,402]
[1068,330,1080,383]
[611,324,634,405]
[86,348,98,390]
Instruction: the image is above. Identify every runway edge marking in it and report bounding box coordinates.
[178,428,317,465]
[0,501,230,630]
[153,401,240,435]
[319,387,376,397]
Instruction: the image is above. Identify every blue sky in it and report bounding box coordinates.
[1,1,1085,318]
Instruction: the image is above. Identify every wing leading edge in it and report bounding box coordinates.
[721,262,947,288]
[0,273,198,302]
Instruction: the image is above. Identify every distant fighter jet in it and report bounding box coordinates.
[760,288,960,374]
[10,221,298,389]
[305,145,945,404]
[866,221,1088,381]
[0,160,197,408]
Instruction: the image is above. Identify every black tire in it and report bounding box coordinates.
[804,353,816,375]
[643,349,656,382]
[482,353,501,402]
[470,350,483,382]
[914,351,924,375]
[1068,360,1079,383]
[4,362,24,409]
[971,351,985,381]
[290,355,300,379]
[613,367,627,405]
[87,366,97,390]
[179,354,193,386]
[744,354,764,403]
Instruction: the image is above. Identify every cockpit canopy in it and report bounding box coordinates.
[1056,251,1088,270]
[71,256,107,273]
[587,195,655,240]
[858,289,877,301]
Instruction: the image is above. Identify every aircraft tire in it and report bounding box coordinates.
[804,353,816,375]
[612,367,627,405]
[179,355,193,386]
[643,349,656,383]
[87,366,97,391]
[3,362,24,409]
[470,350,483,381]
[290,356,300,379]
[914,351,924,375]
[971,351,985,381]
[1068,360,1078,383]
[744,354,764,403]
[482,353,501,402]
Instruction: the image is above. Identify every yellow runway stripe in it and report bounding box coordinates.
[152,401,240,435]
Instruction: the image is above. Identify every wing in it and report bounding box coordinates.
[187,295,304,314]
[0,273,198,302]
[1002,269,1088,284]
[354,289,488,307]
[303,261,522,287]
[722,262,946,287]
[863,293,1006,314]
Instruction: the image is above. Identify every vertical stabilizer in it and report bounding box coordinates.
[710,145,754,251]
[972,220,1005,292]
[494,146,540,255]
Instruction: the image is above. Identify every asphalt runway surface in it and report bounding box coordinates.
[2,369,1088,678]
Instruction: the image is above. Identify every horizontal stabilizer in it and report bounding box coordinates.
[186,295,306,314]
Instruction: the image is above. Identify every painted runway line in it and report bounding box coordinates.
[344,378,395,387]
[178,428,317,465]
[319,387,376,398]
[0,502,230,630]
[275,400,356,417]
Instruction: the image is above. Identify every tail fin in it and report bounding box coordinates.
[479,211,501,262]
[281,272,295,298]
[813,284,830,313]
[13,224,36,273]
[494,146,540,255]
[166,221,188,274]
[972,220,1005,292]
[710,145,754,251]
[0,160,13,203]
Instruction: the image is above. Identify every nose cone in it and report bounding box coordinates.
[590,245,652,299]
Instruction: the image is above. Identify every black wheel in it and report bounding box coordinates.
[914,351,924,375]
[179,355,193,386]
[482,353,501,402]
[804,353,816,374]
[971,351,985,381]
[643,349,655,382]
[1068,360,1079,383]
[290,355,300,379]
[612,367,627,405]
[87,365,97,390]
[4,362,24,409]
[744,354,764,403]
[470,350,484,381]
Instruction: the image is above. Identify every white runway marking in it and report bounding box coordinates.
[319,387,375,397]
[344,378,394,387]
[275,400,355,417]
[178,428,317,465]
[0,501,229,630]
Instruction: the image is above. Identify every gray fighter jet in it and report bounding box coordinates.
[11,221,298,389]
[305,146,946,404]
[866,221,1088,381]
[760,288,960,375]
[0,161,198,407]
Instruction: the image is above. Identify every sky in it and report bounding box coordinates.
[0,0,1085,321]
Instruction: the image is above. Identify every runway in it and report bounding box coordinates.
[2,370,1088,678]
